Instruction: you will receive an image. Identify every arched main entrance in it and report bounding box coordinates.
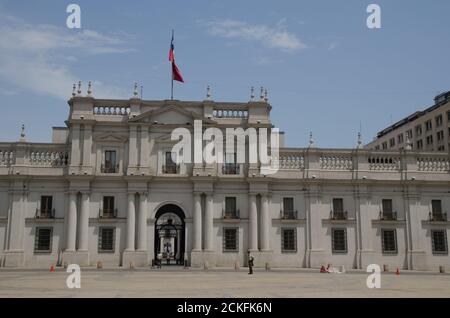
[154,204,185,266]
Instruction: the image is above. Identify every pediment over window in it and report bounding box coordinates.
[129,104,216,125]
[94,133,128,143]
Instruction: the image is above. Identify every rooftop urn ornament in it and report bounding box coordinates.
[77,81,82,95]
[264,89,268,102]
[259,86,264,101]
[357,132,363,149]
[133,82,139,98]
[206,85,212,100]
[309,131,316,148]
[87,81,92,96]
[19,124,26,142]
[72,84,76,97]
[250,86,255,101]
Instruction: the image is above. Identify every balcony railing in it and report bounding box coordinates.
[280,210,298,220]
[429,212,447,222]
[162,164,179,174]
[223,209,240,219]
[99,208,118,218]
[35,208,55,219]
[379,211,398,221]
[330,210,348,220]
[101,163,119,173]
[222,163,240,175]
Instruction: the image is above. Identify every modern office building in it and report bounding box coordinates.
[366,91,450,152]
[0,84,449,271]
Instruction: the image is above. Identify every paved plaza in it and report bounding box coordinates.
[0,268,449,298]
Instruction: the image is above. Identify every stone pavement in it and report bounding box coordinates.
[0,267,449,297]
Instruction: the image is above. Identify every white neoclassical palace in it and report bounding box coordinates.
[0,84,449,271]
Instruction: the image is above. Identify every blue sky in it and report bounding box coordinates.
[0,0,449,147]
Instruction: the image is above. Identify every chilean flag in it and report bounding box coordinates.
[169,33,184,83]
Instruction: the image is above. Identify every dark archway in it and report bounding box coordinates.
[154,204,186,266]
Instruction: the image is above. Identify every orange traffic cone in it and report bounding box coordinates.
[50,265,55,272]
[396,267,400,275]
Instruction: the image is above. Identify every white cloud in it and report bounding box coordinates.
[328,41,340,51]
[204,19,307,53]
[0,13,133,100]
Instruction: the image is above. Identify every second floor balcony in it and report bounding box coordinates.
[162,163,179,174]
[35,208,55,219]
[330,210,348,220]
[222,163,240,175]
[223,209,240,220]
[379,211,398,221]
[280,210,298,220]
[99,208,118,218]
[101,163,119,173]
[429,212,447,222]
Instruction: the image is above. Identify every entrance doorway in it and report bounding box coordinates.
[154,204,185,266]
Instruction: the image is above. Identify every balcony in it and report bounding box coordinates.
[379,211,397,221]
[99,209,118,218]
[330,210,348,220]
[162,163,179,174]
[429,212,447,222]
[222,163,240,175]
[280,210,298,220]
[223,209,240,220]
[35,208,55,219]
[101,163,119,173]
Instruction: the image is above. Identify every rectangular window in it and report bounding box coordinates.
[417,139,423,149]
[164,151,178,173]
[437,130,444,141]
[224,197,238,218]
[436,115,443,127]
[102,196,115,217]
[397,134,404,144]
[281,228,297,252]
[40,196,53,217]
[447,111,450,121]
[382,142,387,150]
[223,152,239,174]
[426,135,433,145]
[375,145,380,150]
[332,198,345,219]
[415,125,422,136]
[98,227,115,252]
[406,130,413,139]
[431,230,448,255]
[381,199,395,219]
[425,120,432,131]
[332,228,347,253]
[223,228,239,252]
[34,227,52,253]
[431,200,443,220]
[381,229,398,254]
[389,138,395,147]
[283,197,294,212]
[104,150,117,173]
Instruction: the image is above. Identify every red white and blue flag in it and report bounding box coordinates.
[169,32,184,83]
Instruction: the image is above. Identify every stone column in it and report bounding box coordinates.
[66,193,77,251]
[128,126,138,169]
[126,193,136,251]
[260,194,270,251]
[139,125,149,170]
[78,192,90,251]
[204,194,214,251]
[82,124,92,167]
[70,124,81,166]
[193,193,202,251]
[137,193,148,251]
[248,193,258,251]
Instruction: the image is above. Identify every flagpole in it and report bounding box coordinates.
[171,29,174,100]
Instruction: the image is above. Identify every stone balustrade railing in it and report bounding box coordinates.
[368,155,401,171]
[417,156,450,172]
[213,109,248,119]
[277,153,305,170]
[0,151,14,166]
[93,106,130,116]
[320,155,353,170]
[29,151,69,167]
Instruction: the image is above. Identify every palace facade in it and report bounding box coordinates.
[0,85,449,271]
